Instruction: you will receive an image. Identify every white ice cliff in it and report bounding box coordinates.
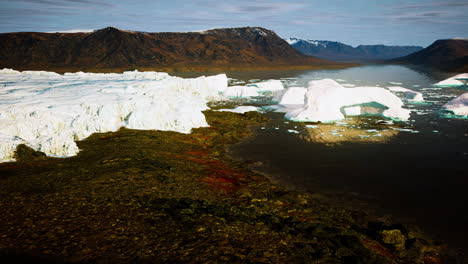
[0,69,227,162]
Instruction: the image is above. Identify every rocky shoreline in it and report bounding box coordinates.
[0,109,450,263]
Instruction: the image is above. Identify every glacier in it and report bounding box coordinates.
[0,69,227,162]
[434,73,468,88]
[283,79,410,122]
[442,93,468,117]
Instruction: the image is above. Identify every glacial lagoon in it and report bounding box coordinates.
[219,65,468,253]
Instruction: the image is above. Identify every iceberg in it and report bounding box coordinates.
[221,85,259,98]
[387,86,424,102]
[284,79,410,122]
[278,87,307,105]
[434,73,468,88]
[247,80,284,93]
[442,92,468,117]
[218,80,284,98]
[0,69,227,162]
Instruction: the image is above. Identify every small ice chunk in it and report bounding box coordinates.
[391,127,420,133]
[387,86,424,102]
[287,129,300,134]
[442,92,468,117]
[389,82,403,85]
[306,125,319,128]
[216,106,259,113]
[366,129,378,133]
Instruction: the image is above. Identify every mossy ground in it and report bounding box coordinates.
[0,110,444,263]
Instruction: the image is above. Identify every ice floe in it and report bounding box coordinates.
[0,69,228,162]
[442,93,468,117]
[434,73,468,88]
[283,79,410,122]
[387,86,424,102]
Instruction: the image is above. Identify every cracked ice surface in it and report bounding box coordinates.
[0,69,227,162]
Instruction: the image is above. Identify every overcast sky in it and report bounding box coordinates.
[1,0,467,47]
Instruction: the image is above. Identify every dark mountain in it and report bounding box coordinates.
[287,38,423,62]
[0,27,338,72]
[389,39,468,72]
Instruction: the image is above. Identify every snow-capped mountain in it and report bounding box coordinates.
[286,38,423,62]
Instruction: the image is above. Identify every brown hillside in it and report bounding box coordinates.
[388,39,468,72]
[0,27,344,72]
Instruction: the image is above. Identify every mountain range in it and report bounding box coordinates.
[287,38,423,62]
[388,39,468,72]
[0,27,341,73]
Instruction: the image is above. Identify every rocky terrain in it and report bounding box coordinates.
[0,108,451,264]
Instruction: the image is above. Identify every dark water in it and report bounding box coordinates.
[183,65,468,254]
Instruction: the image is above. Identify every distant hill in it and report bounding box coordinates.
[0,27,342,72]
[286,38,423,62]
[388,39,468,72]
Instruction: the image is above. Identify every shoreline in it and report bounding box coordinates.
[0,109,454,263]
[228,111,468,260]
[2,63,357,75]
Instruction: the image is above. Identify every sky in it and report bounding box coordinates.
[0,0,467,47]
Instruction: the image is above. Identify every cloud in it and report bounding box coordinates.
[388,1,468,9]
[46,29,94,33]
[202,0,306,15]
[0,0,113,7]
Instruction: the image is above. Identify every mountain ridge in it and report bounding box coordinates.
[287,38,423,62]
[388,39,468,72]
[0,27,347,73]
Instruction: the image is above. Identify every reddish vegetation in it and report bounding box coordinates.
[183,150,245,194]
[362,239,398,260]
